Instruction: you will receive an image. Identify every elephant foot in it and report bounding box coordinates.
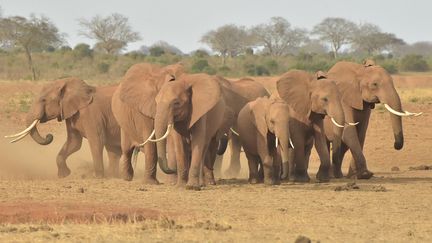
[332,167,344,179]
[94,170,105,179]
[249,177,260,184]
[121,168,134,181]
[316,168,330,183]
[57,167,71,178]
[356,170,374,179]
[143,176,160,185]
[203,171,216,186]
[186,184,202,191]
[107,168,120,178]
[165,174,177,185]
[294,172,310,183]
[264,178,280,185]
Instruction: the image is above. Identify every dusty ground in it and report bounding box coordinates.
[0,75,431,242]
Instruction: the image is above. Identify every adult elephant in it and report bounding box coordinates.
[276,70,345,182]
[5,78,121,178]
[324,60,422,179]
[111,62,184,184]
[152,73,227,190]
[213,77,270,177]
[237,96,291,185]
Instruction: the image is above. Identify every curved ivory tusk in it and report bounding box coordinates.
[346,122,359,126]
[148,124,172,142]
[10,132,29,143]
[383,104,412,117]
[404,111,423,117]
[136,129,156,147]
[5,120,39,138]
[289,138,294,149]
[275,136,279,148]
[331,117,345,128]
[230,128,239,136]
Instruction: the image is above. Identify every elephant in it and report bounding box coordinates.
[276,70,346,182]
[5,77,121,178]
[237,96,291,185]
[324,60,422,179]
[111,62,184,184]
[213,77,270,178]
[151,73,227,190]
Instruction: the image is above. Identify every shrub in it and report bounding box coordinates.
[191,59,210,73]
[97,62,110,73]
[380,61,398,74]
[149,46,165,57]
[192,49,210,58]
[244,63,270,76]
[265,60,279,73]
[73,43,93,59]
[399,55,429,72]
[293,60,334,73]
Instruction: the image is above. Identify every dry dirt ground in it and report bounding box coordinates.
[0,75,432,242]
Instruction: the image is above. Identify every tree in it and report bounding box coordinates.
[312,17,357,58]
[352,23,405,55]
[79,13,141,54]
[252,17,308,56]
[201,24,253,64]
[0,15,63,80]
[150,41,183,55]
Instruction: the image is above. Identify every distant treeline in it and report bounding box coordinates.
[0,11,431,81]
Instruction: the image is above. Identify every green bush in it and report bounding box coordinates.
[149,46,165,57]
[380,61,399,74]
[265,60,279,73]
[293,60,334,72]
[73,43,93,59]
[399,55,429,72]
[97,62,110,73]
[191,59,210,73]
[244,63,270,76]
[192,49,209,58]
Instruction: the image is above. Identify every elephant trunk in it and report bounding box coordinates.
[27,103,53,145]
[382,89,404,150]
[275,123,291,179]
[154,103,177,174]
[328,101,345,165]
[216,136,229,155]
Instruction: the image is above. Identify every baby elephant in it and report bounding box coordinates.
[237,96,291,185]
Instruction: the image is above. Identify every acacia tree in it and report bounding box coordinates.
[201,24,252,64]
[79,13,141,54]
[312,17,357,58]
[252,17,308,56]
[0,15,63,80]
[352,23,405,55]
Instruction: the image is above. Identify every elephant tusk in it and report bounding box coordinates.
[383,104,422,117]
[10,132,30,143]
[275,136,279,148]
[149,124,172,142]
[136,130,156,147]
[289,138,295,149]
[346,122,359,126]
[5,119,39,138]
[404,111,423,117]
[230,128,239,136]
[331,117,345,128]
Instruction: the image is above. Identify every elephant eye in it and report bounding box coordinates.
[173,100,181,107]
[322,97,328,102]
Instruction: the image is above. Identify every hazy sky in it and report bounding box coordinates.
[0,0,430,53]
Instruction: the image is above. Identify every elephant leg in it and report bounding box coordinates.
[186,119,208,190]
[313,122,331,182]
[143,141,159,185]
[281,148,294,181]
[173,131,189,187]
[348,113,373,179]
[87,136,105,178]
[245,152,261,184]
[272,152,282,185]
[294,143,310,183]
[342,126,372,179]
[105,144,121,178]
[120,130,134,181]
[56,125,82,178]
[225,135,241,178]
[332,142,349,178]
[203,137,218,186]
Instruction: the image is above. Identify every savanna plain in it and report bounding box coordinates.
[0,74,431,242]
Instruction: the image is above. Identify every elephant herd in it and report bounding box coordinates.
[5,60,422,190]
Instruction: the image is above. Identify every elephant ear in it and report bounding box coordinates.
[187,74,222,128]
[60,78,95,120]
[119,63,184,118]
[249,97,269,139]
[276,70,311,118]
[336,72,364,110]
